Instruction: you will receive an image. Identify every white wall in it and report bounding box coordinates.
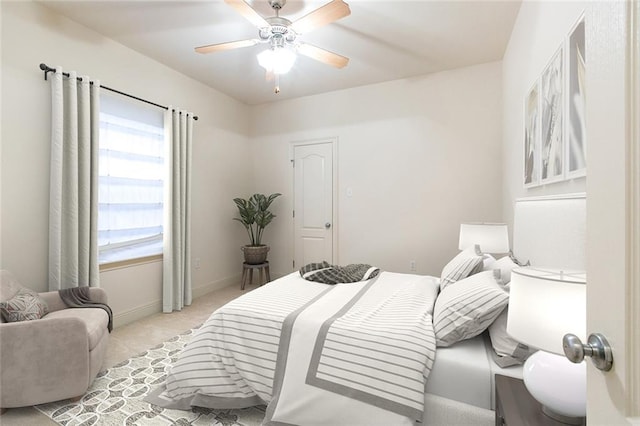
[0,1,253,325]
[250,62,504,277]
[0,1,515,323]
[502,1,587,231]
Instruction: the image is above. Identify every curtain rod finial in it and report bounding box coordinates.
[39,63,54,80]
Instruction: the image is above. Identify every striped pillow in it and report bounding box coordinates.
[434,270,509,347]
[439,245,484,290]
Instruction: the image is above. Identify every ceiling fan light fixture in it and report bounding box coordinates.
[257,47,296,74]
[202,0,352,94]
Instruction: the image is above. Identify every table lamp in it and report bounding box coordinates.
[507,267,586,425]
[458,222,509,254]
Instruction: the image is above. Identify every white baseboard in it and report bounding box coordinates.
[113,300,162,329]
[112,274,242,329]
[191,274,241,298]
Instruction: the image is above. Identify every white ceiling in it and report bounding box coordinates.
[40,0,522,105]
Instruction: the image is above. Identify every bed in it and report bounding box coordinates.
[146,193,586,425]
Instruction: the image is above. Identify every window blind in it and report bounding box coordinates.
[98,93,165,264]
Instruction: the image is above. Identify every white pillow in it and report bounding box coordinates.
[434,270,509,347]
[439,245,484,290]
[483,255,518,284]
[482,253,497,270]
[488,306,536,367]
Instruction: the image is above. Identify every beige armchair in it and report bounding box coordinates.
[0,270,110,409]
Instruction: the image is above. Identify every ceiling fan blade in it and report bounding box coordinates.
[224,0,269,28]
[195,39,258,54]
[290,0,351,34]
[298,43,349,68]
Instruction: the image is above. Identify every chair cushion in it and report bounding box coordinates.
[43,308,109,350]
[0,287,49,322]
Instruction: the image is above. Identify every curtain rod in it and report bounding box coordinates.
[39,63,198,121]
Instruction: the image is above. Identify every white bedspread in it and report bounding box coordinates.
[147,271,440,426]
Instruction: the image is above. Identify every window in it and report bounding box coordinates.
[98,93,165,264]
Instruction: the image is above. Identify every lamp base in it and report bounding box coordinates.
[522,351,586,420]
[541,406,586,425]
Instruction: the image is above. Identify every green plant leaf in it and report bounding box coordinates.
[255,211,275,228]
[263,193,281,210]
[234,193,281,246]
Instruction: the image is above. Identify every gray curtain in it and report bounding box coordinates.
[48,67,100,290]
[163,109,193,312]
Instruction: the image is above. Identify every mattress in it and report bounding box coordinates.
[424,333,523,410]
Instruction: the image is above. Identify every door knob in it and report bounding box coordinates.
[563,333,613,371]
[325,222,331,229]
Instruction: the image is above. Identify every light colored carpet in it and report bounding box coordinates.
[34,328,265,426]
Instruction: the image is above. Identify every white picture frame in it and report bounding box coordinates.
[524,80,541,188]
[565,16,586,179]
[540,46,565,185]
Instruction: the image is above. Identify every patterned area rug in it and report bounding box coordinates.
[35,328,266,425]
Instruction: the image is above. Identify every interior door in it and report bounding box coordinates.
[586,1,639,423]
[293,141,335,269]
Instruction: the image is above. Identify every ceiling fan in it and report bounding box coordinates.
[195,0,351,92]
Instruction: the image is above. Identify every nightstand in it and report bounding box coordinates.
[494,374,584,426]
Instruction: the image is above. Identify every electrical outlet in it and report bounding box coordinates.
[410,260,416,272]
[194,257,201,269]
[346,187,353,198]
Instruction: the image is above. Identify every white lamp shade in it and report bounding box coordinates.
[507,268,586,355]
[458,223,509,253]
[257,48,296,74]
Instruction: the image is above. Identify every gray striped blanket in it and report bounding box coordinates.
[299,261,380,284]
[146,271,439,426]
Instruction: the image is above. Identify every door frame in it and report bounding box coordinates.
[289,137,339,267]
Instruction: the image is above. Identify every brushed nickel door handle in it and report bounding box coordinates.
[563,333,613,371]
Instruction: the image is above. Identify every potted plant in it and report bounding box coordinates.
[233,193,282,264]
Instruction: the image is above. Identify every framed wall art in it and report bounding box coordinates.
[540,46,564,184]
[566,16,586,178]
[524,81,540,188]
[522,14,586,189]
